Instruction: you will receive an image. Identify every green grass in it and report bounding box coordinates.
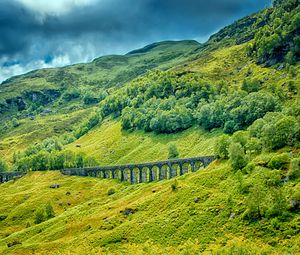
[65,119,221,166]
[0,162,299,254]
[0,109,92,163]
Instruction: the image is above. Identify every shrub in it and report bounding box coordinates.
[268,153,291,170]
[228,142,248,171]
[168,144,179,159]
[245,137,263,156]
[45,203,55,219]
[62,88,80,101]
[288,158,300,179]
[171,180,178,191]
[266,188,287,218]
[34,209,45,224]
[241,78,262,93]
[0,158,8,172]
[262,116,299,150]
[83,92,99,105]
[243,181,267,220]
[107,188,116,196]
[214,135,230,159]
[243,162,255,174]
[11,118,20,128]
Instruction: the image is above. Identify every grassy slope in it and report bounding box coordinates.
[0,108,93,162]
[0,166,299,255]
[65,119,220,165]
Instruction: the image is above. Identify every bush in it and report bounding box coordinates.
[266,188,287,218]
[243,181,267,220]
[45,203,55,219]
[241,78,262,93]
[288,158,300,179]
[245,138,263,156]
[11,118,20,128]
[268,153,291,170]
[74,113,102,139]
[171,180,178,191]
[83,92,99,105]
[15,150,99,171]
[0,158,8,172]
[34,209,45,224]
[107,188,116,196]
[62,88,80,101]
[228,142,248,171]
[214,135,230,159]
[262,116,299,150]
[168,144,179,159]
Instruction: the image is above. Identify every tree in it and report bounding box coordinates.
[45,203,55,219]
[215,135,230,159]
[262,116,299,149]
[83,91,99,105]
[11,118,20,128]
[244,181,267,220]
[168,144,179,159]
[0,158,8,172]
[34,209,45,224]
[62,88,80,101]
[241,79,262,93]
[288,158,300,180]
[228,142,248,171]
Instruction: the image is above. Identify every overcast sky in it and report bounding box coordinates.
[0,0,271,82]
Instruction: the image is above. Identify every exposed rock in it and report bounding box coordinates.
[66,191,71,196]
[194,197,200,203]
[7,240,22,248]
[121,208,136,216]
[288,200,299,211]
[277,64,284,70]
[229,213,235,220]
[50,184,60,189]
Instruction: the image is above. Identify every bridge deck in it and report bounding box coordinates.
[62,155,216,184]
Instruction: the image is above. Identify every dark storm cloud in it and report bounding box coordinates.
[0,0,271,81]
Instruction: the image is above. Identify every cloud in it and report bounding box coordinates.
[0,0,271,82]
[16,0,98,15]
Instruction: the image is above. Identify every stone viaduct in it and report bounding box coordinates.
[61,156,215,184]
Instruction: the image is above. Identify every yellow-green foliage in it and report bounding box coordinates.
[65,119,220,165]
[0,109,91,164]
[0,163,299,254]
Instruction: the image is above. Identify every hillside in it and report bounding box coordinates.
[0,0,300,254]
[0,165,299,255]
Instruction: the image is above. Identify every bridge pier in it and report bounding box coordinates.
[60,156,215,184]
[191,161,195,172]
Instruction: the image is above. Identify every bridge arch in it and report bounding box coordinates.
[149,165,159,182]
[59,156,215,185]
